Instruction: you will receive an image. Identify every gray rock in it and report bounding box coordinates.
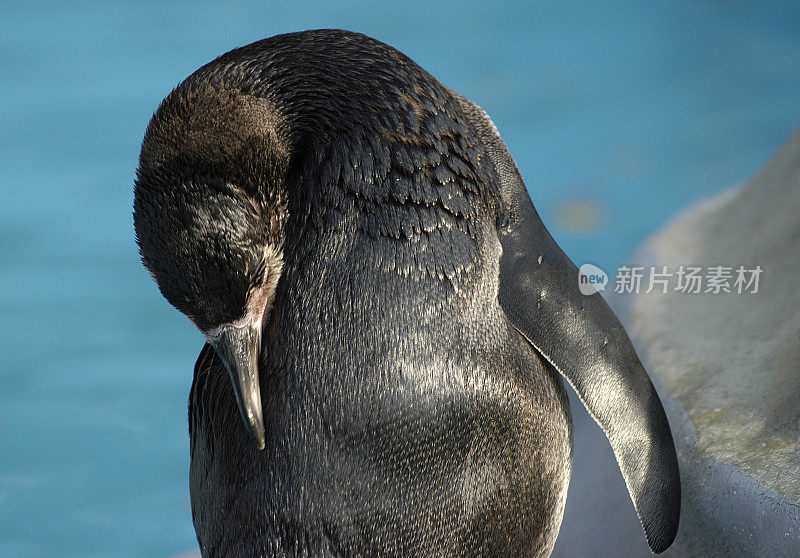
[629,127,800,556]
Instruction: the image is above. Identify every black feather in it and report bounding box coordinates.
[135,29,679,557]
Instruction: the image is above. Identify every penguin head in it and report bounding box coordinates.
[133,82,288,449]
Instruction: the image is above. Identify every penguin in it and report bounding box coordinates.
[133,29,679,557]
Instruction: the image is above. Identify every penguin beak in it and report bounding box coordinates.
[209,324,266,450]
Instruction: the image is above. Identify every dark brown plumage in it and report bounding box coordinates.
[134,29,679,557]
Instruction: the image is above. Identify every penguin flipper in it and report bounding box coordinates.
[453,92,680,553]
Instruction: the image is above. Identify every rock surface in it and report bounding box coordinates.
[629,127,800,555]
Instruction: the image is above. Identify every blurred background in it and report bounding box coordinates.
[1,1,799,556]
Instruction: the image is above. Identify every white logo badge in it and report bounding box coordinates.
[578,263,608,296]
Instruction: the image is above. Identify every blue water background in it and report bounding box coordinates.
[1,2,799,556]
